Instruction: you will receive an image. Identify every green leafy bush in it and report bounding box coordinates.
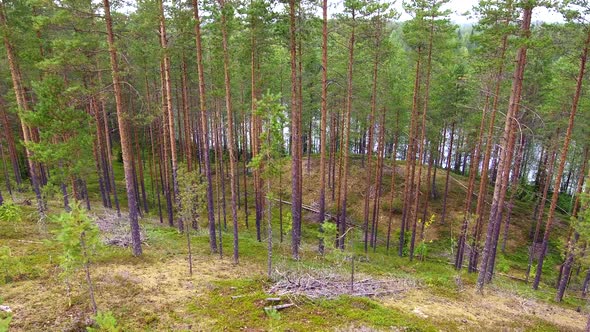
[495,255,511,274]
[0,202,23,227]
[87,311,119,332]
[0,246,23,284]
[0,312,12,332]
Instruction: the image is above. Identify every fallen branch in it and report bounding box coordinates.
[268,272,416,299]
[265,303,294,311]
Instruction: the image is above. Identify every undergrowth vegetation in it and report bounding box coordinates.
[0,162,586,331]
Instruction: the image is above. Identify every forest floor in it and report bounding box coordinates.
[1,158,588,331]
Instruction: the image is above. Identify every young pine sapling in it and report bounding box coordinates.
[177,164,207,274]
[249,92,287,279]
[54,203,99,314]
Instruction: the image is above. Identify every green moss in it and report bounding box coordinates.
[186,278,436,331]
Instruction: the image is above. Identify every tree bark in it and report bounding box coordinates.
[441,123,455,225]
[556,147,588,301]
[533,26,590,290]
[337,7,356,250]
[289,0,302,258]
[0,96,21,185]
[158,0,182,231]
[102,0,142,256]
[0,4,45,220]
[386,109,400,253]
[181,55,193,172]
[371,109,386,251]
[501,134,526,253]
[192,0,217,253]
[469,30,510,274]
[363,25,380,252]
[318,0,328,254]
[218,0,240,264]
[410,13,435,261]
[455,95,489,269]
[400,46,422,257]
[477,6,532,290]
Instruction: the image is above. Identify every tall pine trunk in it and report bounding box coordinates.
[192,0,217,253]
[400,46,422,257]
[318,0,328,254]
[363,31,380,252]
[501,135,526,253]
[102,0,142,256]
[386,109,400,252]
[410,14,435,261]
[337,8,356,250]
[218,0,240,264]
[0,96,21,185]
[0,4,45,220]
[533,26,590,290]
[556,147,589,301]
[477,6,532,290]
[469,30,510,273]
[289,0,302,258]
[158,0,182,231]
[455,96,489,269]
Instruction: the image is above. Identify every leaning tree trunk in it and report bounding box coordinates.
[97,66,121,216]
[455,95,489,269]
[556,147,589,302]
[469,28,511,274]
[501,135,526,253]
[533,26,590,290]
[0,4,45,220]
[102,0,142,256]
[477,6,532,291]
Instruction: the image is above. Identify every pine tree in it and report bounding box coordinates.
[318,0,328,254]
[533,19,590,290]
[0,2,45,221]
[192,0,217,253]
[217,0,240,263]
[289,0,302,258]
[102,0,142,256]
[477,4,533,290]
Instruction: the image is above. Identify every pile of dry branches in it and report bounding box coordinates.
[268,272,417,299]
[93,211,146,247]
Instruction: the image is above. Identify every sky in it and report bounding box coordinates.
[121,0,567,24]
[392,0,565,24]
[322,0,566,24]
